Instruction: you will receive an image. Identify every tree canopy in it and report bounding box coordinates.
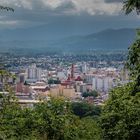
[126,30,140,95]
[82,90,98,98]
[71,102,101,118]
[0,94,101,140]
[100,83,140,140]
[0,5,14,12]
[123,0,140,14]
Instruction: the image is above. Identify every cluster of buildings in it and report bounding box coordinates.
[0,61,129,106]
[0,52,129,106]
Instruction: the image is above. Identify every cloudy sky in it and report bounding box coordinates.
[0,0,140,35]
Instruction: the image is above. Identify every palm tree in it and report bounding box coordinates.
[123,0,140,14]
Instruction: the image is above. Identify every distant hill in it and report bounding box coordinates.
[0,27,137,54]
[55,28,136,52]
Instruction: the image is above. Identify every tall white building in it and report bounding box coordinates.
[82,62,88,74]
[92,76,113,92]
[26,64,42,81]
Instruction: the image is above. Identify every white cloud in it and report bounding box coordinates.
[72,0,122,15]
[0,0,126,29]
[42,0,65,9]
[0,0,122,15]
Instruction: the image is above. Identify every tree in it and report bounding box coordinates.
[78,118,102,140]
[48,78,61,85]
[71,102,101,118]
[100,83,140,140]
[126,30,140,94]
[123,0,140,14]
[82,90,98,98]
[0,5,14,12]
[34,99,102,140]
[123,0,140,95]
[0,95,102,140]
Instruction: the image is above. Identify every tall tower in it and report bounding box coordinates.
[71,64,74,80]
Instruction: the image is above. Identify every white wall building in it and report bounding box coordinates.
[26,64,42,81]
[92,76,113,92]
[82,62,88,74]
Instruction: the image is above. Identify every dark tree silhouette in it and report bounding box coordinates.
[0,5,14,12]
[123,0,140,14]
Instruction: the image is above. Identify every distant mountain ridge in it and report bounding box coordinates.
[59,28,136,51]
[0,27,137,54]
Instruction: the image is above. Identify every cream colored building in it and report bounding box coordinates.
[49,85,76,99]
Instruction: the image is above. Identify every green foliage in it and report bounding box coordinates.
[48,78,61,84]
[123,0,140,14]
[126,30,140,94]
[71,102,101,118]
[82,90,98,98]
[0,5,14,12]
[34,100,102,140]
[100,83,140,140]
[77,118,102,140]
[33,98,78,140]
[127,30,140,78]
[0,95,102,140]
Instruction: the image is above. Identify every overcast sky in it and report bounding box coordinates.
[0,0,140,34]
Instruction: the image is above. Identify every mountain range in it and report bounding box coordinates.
[0,25,137,54]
